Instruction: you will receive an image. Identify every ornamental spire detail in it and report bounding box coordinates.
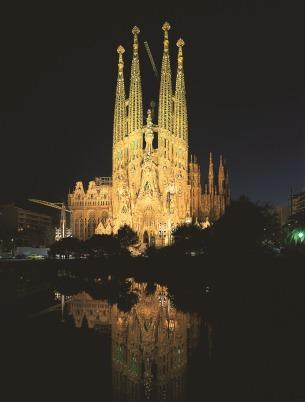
[158,21,173,132]
[208,152,214,194]
[113,45,127,144]
[218,155,225,194]
[173,38,188,141]
[128,26,143,134]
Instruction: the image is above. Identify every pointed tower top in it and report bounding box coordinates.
[117,45,125,73]
[209,152,213,164]
[162,21,171,52]
[132,25,140,35]
[162,21,171,33]
[176,38,185,69]
[132,26,140,55]
[128,26,143,133]
[219,154,223,166]
[117,45,125,54]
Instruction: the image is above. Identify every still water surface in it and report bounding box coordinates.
[3,264,304,402]
[58,277,210,401]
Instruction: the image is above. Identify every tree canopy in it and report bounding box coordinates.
[117,225,139,248]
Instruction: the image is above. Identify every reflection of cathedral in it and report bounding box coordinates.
[68,22,230,245]
[68,279,201,401]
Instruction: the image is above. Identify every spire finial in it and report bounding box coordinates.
[176,38,185,69]
[117,45,125,73]
[146,109,152,127]
[132,26,140,55]
[162,21,171,51]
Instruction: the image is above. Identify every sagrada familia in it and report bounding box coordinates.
[68,22,230,246]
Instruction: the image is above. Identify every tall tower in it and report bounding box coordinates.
[158,22,172,133]
[112,45,132,229]
[128,26,143,134]
[173,38,188,143]
[112,45,127,159]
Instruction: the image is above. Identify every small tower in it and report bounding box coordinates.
[208,152,214,195]
[218,155,225,195]
[189,154,201,220]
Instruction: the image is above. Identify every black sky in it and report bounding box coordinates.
[1,1,304,207]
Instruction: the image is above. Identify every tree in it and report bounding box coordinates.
[84,234,120,257]
[172,223,206,254]
[49,237,82,259]
[210,196,281,254]
[117,225,139,248]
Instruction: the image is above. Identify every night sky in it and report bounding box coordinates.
[1,1,304,208]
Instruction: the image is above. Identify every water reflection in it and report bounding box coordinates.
[65,279,206,402]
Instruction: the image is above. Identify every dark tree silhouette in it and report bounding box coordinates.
[84,234,120,257]
[172,223,206,253]
[49,237,82,259]
[210,196,281,254]
[117,225,139,248]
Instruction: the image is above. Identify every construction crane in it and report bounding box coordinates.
[28,199,71,240]
[144,41,159,80]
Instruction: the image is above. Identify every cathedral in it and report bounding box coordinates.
[68,22,230,246]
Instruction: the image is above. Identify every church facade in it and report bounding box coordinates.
[68,22,230,246]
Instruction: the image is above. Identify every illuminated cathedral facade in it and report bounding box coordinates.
[68,22,230,246]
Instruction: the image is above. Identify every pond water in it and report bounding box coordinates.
[2,263,304,402]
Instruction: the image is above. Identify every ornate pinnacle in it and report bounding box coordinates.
[132,26,140,36]
[146,109,152,127]
[117,45,125,73]
[162,21,171,51]
[177,38,185,69]
[132,26,140,55]
[117,45,125,54]
[162,21,171,33]
[177,38,185,47]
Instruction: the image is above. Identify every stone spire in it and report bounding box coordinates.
[128,26,143,134]
[113,45,127,144]
[218,155,225,194]
[173,38,188,141]
[208,152,214,194]
[158,21,172,132]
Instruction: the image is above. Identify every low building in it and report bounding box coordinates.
[291,189,305,218]
[275,205,290,226]
[0,203,54,250]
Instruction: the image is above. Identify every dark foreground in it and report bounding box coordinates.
[1,254,305,402]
